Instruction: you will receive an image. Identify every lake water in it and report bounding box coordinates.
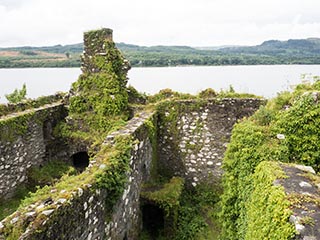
[0,65,320,103]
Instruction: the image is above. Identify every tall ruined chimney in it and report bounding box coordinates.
[81,28,114,73]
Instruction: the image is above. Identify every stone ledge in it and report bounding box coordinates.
[0,101,64,121]
[104,111,155,144]
[278,163,320,240]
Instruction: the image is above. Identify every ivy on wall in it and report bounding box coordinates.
[220,79,320,240]
[245,161,295,240]
[59,28,131,145]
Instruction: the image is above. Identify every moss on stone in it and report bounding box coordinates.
[60,28,131,147]
[94,135,133,216]
[220,79,320,240]
[142,177,184,216]
[0,135,134,239]
[0,112,34,142]
[141,177,184,238]
[144,116,160,182]
[0,93,64,118]
[0,101,65,142]
[174,182,222,240]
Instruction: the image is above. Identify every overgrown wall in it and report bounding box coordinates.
[7,97,313,240]
[220,83,320,240]
[104,112,154,239]
[0,102,67,199]
[157,98,264,185]
[241,161,320,240]
[0,111,155,240]
[0,93,64,118]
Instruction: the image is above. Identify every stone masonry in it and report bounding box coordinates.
[3,97,320,239]
[158,98,264,186]
[278,164,320,240]
[104,111,154,239]
[0,111,155,240]
[0,102,67,199]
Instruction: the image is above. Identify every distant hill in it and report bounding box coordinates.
[0,43,83,54]
[194,45,243,50]
[1,38,320,68]
[220,38,320,56]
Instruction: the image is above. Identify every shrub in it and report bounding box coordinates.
[220,78,320,239]
[5,83,27,103]
[198,88,217,98]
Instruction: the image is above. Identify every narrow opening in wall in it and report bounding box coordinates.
[43,120,52,140]
[71,151,89,172]
[123,233,128,240]
[142,203,164,238]
[142,163,148,178]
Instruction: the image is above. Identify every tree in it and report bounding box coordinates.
[5,83,27,103]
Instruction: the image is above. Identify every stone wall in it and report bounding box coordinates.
[105,112,154,239]
[0,97,270,239]
[279,164,320,240]
[81,28,113,74]
[0,111,155,240]
[244,161,320,240]
[0,102,67,199]
[0,93,64,118]
[157,98,264,185]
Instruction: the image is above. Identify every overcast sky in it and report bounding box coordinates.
[0,0,320,47]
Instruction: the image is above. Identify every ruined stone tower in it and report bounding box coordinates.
[81,28,113,73]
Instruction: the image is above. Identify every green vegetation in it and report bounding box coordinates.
[0,111,35,142]
[56,29,131,146]
[142,177,185,217]
[217,85,260,99]
[0,93,64,117]
[127,85,147,104]
[95,136,133,216]
[19,50,38,56]
[0,160,74,221]
[0,28,136,238]
[140,180,222,240]
[0,186,30,221]
[4,27,319,239]
[220,77,320,239]
[275,92,320,170]
[0,134,134,239]
[0,95,65,142]
[27,160,76,187]
[5,83,27,103]
[1,37,320,68]
[174,183,221,240]
[245,161,295,240]
[198,88,217,98]
[147,88,194,103]
[146,86,261,105]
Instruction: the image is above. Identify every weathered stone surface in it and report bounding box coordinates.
[104,111,154,240]
[42,209,54,216]
[278,164,320,240]
[158,98,264,185]
[0,102,67,199]
[0,111,155,240]
[0,92,279,240]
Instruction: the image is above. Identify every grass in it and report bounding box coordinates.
[27,160,76,187]
[0,186,30,221]
[0,160,75,221]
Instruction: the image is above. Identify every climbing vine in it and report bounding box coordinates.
[58,28,131,146]
[220,79,320,239]
[245,161,295,240]
[95,135,133,216]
